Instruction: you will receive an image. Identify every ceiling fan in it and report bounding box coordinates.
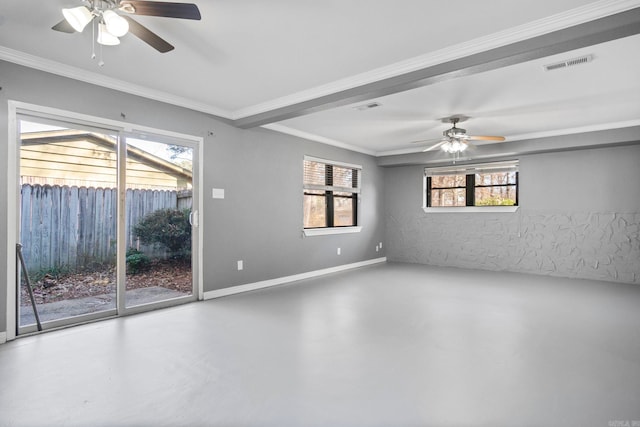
[52,0,201,55]
[415,116,506,154]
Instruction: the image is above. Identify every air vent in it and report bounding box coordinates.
[544,54,593,71]
[353,101,382,111]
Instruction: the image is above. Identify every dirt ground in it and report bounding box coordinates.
[20,259,192,306]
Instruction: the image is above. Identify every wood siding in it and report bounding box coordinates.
[20,133,192,190]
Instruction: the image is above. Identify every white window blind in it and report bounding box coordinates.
[425,160,519,177]
[304,156,361,193]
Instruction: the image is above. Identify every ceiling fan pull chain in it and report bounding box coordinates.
[94,14,105,67]
[99,43,105,67]
[91,19,96,59]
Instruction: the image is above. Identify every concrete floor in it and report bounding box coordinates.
[20,286,188,325]
[1,262,639,427]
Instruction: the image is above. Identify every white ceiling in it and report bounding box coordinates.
[1,0,639,156]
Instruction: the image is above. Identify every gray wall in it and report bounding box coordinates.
[207,122,385,288]
[384,144,640,284]
[0,60,386,334]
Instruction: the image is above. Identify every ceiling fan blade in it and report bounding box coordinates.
[423,140,447,152]
[410,137,440,144]
[468,135,506,142]
[119,1,201,20]
[52,19,76,33]
[123,16,174,53]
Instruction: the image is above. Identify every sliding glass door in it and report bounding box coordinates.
[124,135,195,309]
[16,113,199,334]
[17,119,119,330]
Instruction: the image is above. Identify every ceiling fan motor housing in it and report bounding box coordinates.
[443,127,469,139]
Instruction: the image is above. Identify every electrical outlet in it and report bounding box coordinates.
[337,247,341,255]
[237,260,243,270]
[376,245,379,252]
[379,242,383,249]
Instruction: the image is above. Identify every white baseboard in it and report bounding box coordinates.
[0,331,7,345]
[204,257,387,300]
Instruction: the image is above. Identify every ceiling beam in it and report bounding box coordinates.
[234,7,640,129]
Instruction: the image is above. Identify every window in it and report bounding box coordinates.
[425,161,518,208]
[303,156,361,230]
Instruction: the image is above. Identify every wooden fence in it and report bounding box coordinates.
[19,184,192,273]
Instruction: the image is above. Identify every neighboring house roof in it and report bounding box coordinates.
[20,130,192,191]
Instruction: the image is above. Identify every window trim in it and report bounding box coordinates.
[303,226,362,237]
[423,160,519,212]
[422,206,519,213]
[303,156,361,234]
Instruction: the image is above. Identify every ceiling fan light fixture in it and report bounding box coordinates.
[62,6,93,32]
[103,10,129,37]
[441,139,468,154]
[53,1,201,61]
[97,23,120,45]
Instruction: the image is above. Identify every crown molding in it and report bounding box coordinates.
[375,146,431,157]
[232,0,640,120]
[261,123,377,156]
[264,120,640,158]
[0,46,233,120]
[374,119,640,157]
[504,119,640,142]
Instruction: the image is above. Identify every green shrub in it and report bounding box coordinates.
[126,248,150,274]
[133,208,191,258]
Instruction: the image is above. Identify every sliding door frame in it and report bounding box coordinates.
[6,101,204,340]
[118,130,201,315]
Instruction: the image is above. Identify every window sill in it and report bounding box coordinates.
[422,206,519,213]
[303,226,362,236]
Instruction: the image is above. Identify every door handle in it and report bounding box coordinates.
[189,210,199,227]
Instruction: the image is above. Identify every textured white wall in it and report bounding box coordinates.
[385,145,640,284]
